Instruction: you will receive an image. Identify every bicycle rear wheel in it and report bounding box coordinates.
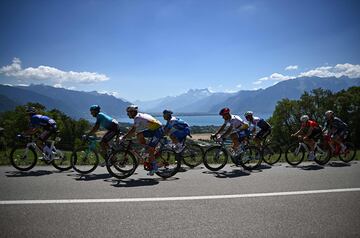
[203,146,228,171]
[155,148,181,178]
[285,143,305,166]
[106,149,137,179]
[262,143,282,165]
[236,145,262,170]
[339,142,356,163]
[10,146,37,171]
[182,143,204,168]
[314,143,331,165]
[52,148,72,171]
[71,148,99,174]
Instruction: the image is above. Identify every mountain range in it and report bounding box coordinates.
[0,76,359,119]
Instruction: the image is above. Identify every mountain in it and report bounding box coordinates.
[0,84,131,119]
[136,88,235,113]
[209,76,360,114]
[137,76,360,115]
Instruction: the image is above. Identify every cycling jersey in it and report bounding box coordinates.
[324,117,348,131]
[165,116,189,131]
[248,116,271,130]
[134,113,162,132]
[301,120,319,129]
[30,115,56,129]
[95,112,118,130]
[223,115,248,130]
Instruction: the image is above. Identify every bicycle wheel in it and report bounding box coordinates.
[285,143,305,166]
[106,149,137,179]
[262,143,282,165]
[10,146,37,171]
[203,146,228,171]
[182,143,204,168]
[314,143,331,165]
[71,148,99,174]
[156,148,181,178]
[339,142,356,163]
[52,148,72,171]
[236,145,262,170]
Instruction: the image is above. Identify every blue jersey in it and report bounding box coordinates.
[165,116,189,131]
[30,115,56,129]
[95,112,118,130]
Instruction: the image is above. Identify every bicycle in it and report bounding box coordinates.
[106,137,181,179]
[285,135,331,166]
[203,135,262,171]
[173,136,204,168]
[323,133,356,163]
[9,132,72,171]
[259,137,282,165]
[0,128,9,164]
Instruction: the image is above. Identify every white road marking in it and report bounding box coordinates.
[1,188,360,205]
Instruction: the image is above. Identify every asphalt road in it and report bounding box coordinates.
[0,161,360,238]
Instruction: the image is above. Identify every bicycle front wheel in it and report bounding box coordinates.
[10,146,37,171]
[156,148,181,179]
[71,148,99,174]
[182,143,204,168]
[237,145,262,170]
[106,149,137,179]
[339,142,356,163]
[262,143,282,165]
[203,146,228,171]
[285,143,305,166]
[52,148,72,171]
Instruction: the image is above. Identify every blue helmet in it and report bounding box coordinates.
[90,105,100,112]
[163,109,173,115]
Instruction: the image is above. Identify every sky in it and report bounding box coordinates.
[0,0,360,101]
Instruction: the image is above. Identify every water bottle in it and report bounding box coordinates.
[43,145,52,158]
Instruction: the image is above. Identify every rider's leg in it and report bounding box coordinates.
[231,133,240,150]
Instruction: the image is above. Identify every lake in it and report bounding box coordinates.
[117,113,272,126]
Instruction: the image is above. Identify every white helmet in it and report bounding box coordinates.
[325,110,334,117]
[300,115,309,122]
[244,111,253,117]
[126,105,138,112]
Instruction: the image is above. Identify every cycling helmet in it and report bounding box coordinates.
[244,111,253,117]
[300,115,309,122]
[325,110,334,117]
[126,105,138,112]
[163,109,173,115]
[26,107,37,114]
[219,107,230,116]
[89,105,100,112]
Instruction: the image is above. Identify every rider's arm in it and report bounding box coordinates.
[291,128,303,137]
[304,127,313,139]
[24,127,38,135]
[221,126,233,138]
[215,123,227,137]
[88,123,100,136]
[123,126,136,140]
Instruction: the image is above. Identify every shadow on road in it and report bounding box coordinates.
[202,169,250,178]
[250,164,272,173]
[109,178,161,187]
[70,173,112,181]
[6,170,53,177]
[328,161,352,167]
[299,164,324,171]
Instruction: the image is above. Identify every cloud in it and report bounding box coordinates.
[299,63,360,78]
[285,65,298,71]
[236,84,242,88]
[0,58,109,85]
[254,63,360,85]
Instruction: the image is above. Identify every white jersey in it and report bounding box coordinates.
[134,113,162,132]
[224,115,247,131]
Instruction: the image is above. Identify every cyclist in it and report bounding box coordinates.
[162,109,191,153]
[323,110,349,153]
[87,105,120,163]
[122,105,163,176]
[213,107,250,156]
[24,107,57,160]
[291,115,322,160]
[244,111,271,147]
